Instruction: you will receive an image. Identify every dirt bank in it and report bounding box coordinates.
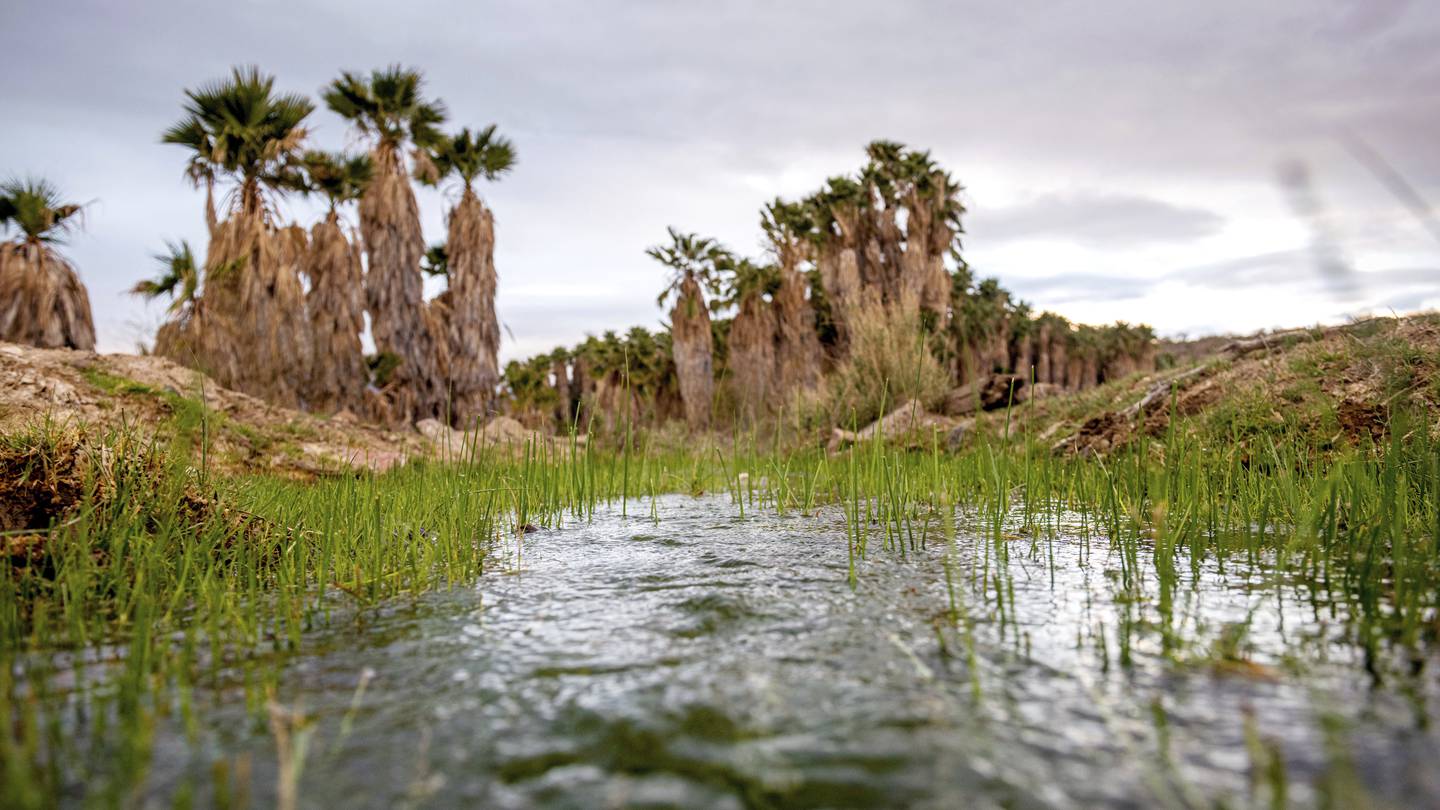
[0,342,426,476]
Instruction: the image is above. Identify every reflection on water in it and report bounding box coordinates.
[138,495,1437,808]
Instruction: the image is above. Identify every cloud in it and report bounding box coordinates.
[973,193,1226,248]
[2,0,1438,352]
[1006,272,1155,305]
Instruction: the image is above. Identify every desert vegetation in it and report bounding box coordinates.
[503,142,1160,440]
[3,56,1439,810]
[3,314,1438,806]
[125,64,517,427]
[0,178,95,351]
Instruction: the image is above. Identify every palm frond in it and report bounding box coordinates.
[323,65,447,150]
[0,177,86,243]
[163,65,315,215]
[427,124,517,189]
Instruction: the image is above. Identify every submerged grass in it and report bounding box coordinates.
[2,375,1438,805]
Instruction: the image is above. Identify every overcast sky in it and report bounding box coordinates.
[3,0,1437,358]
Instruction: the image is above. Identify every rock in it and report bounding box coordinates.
[946,422,970,451]
[829,400,957,450]
[483,415,529,444]
[1016,382,1062,403]
[417,415,576,454]
[1037,421,1069,442]
[415,418,458,446]
[942,374,1024,416]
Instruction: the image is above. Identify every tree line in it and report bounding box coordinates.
[503,142,1158,433]
[2,97,1158,436]
[134,65,514,427]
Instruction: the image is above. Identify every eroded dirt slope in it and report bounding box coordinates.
[0,343,426,475]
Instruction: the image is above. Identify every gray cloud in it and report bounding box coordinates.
[2,0,1438,353]
[973,193,1226,247]
[1006,273,1154,305]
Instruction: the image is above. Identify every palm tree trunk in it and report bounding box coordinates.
[727,292,777,423]
[360,146,445,424]
[1049,337,1068,386]
[439,188,500,427]
[0,242,96,351]
[1036,323,1052,384]
[817,247,862,348]
[670,275,714,430]
[178,212,308,407]
[551,358,572,429]
[570,357,592,433]
[1015,332,1034,380]
[919,255,951,322]
[1065,355,1084,392]
[303,213,367,415]
[773,269,823,399]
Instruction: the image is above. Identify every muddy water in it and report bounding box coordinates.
[146,495,1439,808]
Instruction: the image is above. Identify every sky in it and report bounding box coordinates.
[2,0,1438,359]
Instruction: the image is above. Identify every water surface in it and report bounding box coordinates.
[139,495,1440,808]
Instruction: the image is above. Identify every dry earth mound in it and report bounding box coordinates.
[0,342,426,475]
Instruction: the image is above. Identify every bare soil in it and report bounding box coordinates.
[0,342,427,476]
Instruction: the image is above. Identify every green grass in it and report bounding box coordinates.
[2,384,1438,806]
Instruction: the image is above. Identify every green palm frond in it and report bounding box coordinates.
[648,226,730,306]
[0,177,85,244]
[323,65,448,151]
[163,65,314,214]
[424,124,517,190]
[716,257,780,309]
[301,150,374,209]
[421,242,449,277]
[132,239,201,313]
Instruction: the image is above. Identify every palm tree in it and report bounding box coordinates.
[302,149,372,212]
[132,240,201,313]
[423,124,516,425]
[761,199,824,397]
[162,66,314,406]
[133,240,228,361]
[717,255,780,422]
[0,178,95,350]
[547,346,574,429]
[803,178,865,345]
[163,66,312,221]
[324,65,448,424]
[649,227,725,430]
[299,150,373,414]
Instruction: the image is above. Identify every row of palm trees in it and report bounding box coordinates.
[134,65,514,426]
[503,141,1159,433]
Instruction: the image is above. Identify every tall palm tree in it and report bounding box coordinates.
[324,65,447,424]
[0,178,95,350]
[650,227,725,430]
[422,124,516,426]
[162,65,314,406]
[133,240,231,360]
[718,256,779,422]
[132,240,201,314]
[163,66,312,221]
[803,178,866,346]
[761,199,824,397]
[299,150,373,414]
[548,346,574,429]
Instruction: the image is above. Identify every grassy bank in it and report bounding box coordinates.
[3,335,1439,805]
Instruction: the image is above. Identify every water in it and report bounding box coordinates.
[127,495,1440,807]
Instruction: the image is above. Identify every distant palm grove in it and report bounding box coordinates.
[1,65,1159,433]
[508,142,1159,435]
